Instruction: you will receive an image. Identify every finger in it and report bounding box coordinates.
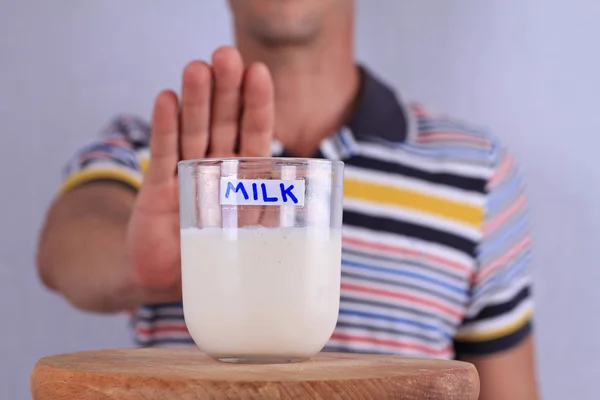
[146,90,180,185]
[208,46,244,158]
[239,62,274,157]
[181,61,211,160]
[237,206,264,228]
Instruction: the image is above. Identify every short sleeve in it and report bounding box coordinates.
[454,142,534,355]
[59,115,151,195]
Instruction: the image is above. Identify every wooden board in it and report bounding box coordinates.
[31,348,479,399]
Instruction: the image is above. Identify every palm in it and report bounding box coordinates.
[128,178,180,289]
[125,46,274,299]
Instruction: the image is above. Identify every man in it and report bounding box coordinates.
[37,1,539,398]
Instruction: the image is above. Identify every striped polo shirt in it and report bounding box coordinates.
[60,66,533,359]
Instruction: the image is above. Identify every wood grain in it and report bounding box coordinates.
[31,348,479,399]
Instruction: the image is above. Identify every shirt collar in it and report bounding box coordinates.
[273,65,409,160]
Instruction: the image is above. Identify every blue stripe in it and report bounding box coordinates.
[417,119,491,137]
[337,128,354,153]
[342,258,467,295]
[474,249,532,301]
[478,216,530,259]
[487,175,524,215]
[404,142,492,159]
[322,345,395,355]
[338,309,452,339]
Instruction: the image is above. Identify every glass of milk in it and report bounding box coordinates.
[178,157,343,364]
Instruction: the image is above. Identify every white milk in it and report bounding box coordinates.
[180,226,341,361]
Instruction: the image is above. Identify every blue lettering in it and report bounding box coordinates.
[252,183,259,201]
[225,181,249,200]
[280,183,299,204]
[261,183,278,202]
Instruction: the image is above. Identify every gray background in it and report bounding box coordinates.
[1,0,598,398]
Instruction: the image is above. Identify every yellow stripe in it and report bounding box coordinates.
[139,156,150,174]
[343,178,483,227]
[59,168,143,195]
[455,307,533,342]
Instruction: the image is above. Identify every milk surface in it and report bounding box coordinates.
[180,226,341,360]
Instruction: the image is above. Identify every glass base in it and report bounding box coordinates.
[217,356,306,364]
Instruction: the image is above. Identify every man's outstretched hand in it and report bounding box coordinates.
[127,46,275,301]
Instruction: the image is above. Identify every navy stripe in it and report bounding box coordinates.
[134,338,195,347]
[464,286,530,324]
[343,210,477,256]
[454,321,532,355]
[77,178,138,193]
[140,302,184,310]
[346,154,487,193]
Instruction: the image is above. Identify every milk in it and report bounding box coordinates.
[180,226,341,361]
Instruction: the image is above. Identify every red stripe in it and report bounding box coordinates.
[417,132,491,146]
[105,137,131,147]
[330,333,451,356]
[483,194,526,235]
[341,282,462,318]
[489,154,514,188]
[409,103,430,118]
[343,236,471,273]
[477,235,532,282]
[80,150,115,162]
[135,325,189,336]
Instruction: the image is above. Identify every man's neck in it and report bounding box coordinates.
[235,22,360,157]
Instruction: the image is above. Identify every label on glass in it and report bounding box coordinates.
[219,179,305,206]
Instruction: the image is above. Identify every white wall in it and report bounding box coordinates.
[1,0,597,398]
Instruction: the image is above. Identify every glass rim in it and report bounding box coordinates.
[177,157,344,168]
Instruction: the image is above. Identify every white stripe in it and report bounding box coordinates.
[344,198,482,242]
[357,142,492,179]
[468,274,531,317]
[320,137,341,160]
[342,252,468,301]
[342,225,475,270]
[137,148,150,159]
[271,140,284,155]
[483,274,531,306]
[345,165,486,207]
[458,298,533,335]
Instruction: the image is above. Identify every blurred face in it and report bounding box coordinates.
[228,0,351,46]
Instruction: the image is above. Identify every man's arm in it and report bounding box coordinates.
[37,182,176,313]
[459,334,539,400]
[453,138,539,399]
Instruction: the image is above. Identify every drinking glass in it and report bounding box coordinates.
[178,157,344,364]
